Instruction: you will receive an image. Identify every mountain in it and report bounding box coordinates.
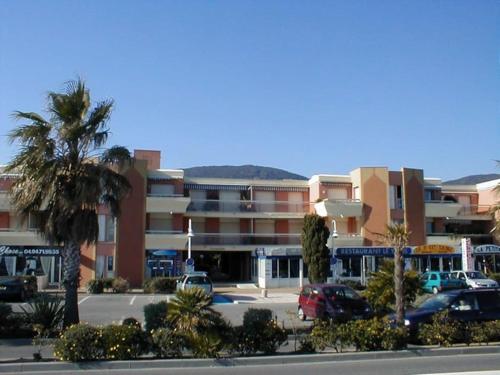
[443,174,500,185]
[182,165,308,180]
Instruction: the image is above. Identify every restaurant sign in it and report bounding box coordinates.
[0,245,61,257]
[474,245,500,255]
[413,244,455,255]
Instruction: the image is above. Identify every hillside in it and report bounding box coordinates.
[182,165,308,180]
[444,174,500,185]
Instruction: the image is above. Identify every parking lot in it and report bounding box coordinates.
[8,291,306,328]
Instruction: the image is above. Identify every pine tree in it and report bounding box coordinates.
[301,214,330,283]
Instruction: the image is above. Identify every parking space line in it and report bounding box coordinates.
[78,296,91,305]
[129,296,136,305]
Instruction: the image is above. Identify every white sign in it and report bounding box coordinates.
[474,245,500,254]
[461,238,473,271]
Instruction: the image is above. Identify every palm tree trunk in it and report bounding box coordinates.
[394,246,405,326]
[62,239,80,328]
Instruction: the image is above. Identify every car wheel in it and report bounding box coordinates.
[432,287,438,294]
[298,307,306,321]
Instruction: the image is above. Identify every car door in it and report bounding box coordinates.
[449,293,480,323]
[475,290,500,321]
[309,288,325,319]
[300,287,312,316]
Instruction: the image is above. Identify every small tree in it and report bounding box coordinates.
[378,224,410,327]
[301,214,330,283]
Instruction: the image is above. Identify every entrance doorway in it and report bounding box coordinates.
[191,251,251,282]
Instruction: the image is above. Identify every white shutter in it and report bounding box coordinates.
[327,188,348,200]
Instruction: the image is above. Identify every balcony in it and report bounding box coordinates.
[455,205,492,221]
[427,233,493,247]
[314,199,363,218]
[424,201,462,218]
[191,233,302,250]
[328,233,364,248]
[145,230,188,249]
[0,229,46,246]
[146,194,191,214]
[186,200,309,219]
[0,192,10,211]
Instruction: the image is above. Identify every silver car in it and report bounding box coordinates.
[451,271,498,289]
[176,272,214,296]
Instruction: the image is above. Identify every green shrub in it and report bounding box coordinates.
[144,301,169,332]
[235,308,287,355]
[364,260,422,314]
[54,324,104,361]
[418,311,461,347]
[143,277,178,293]
[112,277,130,293]
[102,278,114,289]
[298,335,316,353]
[101,324,149,360]
[309,319,351,352]
[21,294,64,336]
[341,280,365,291]
[86,279,104,294]
[151,328,184,358]
[122,317,141,328]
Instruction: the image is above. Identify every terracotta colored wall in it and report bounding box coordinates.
[115,160,147,288]
[389,171,402,186]
[434,218,445,233]
[96,243,115,257]
[79,242,95,287]
[134,150,161,170]
[276,191,288,212]
[240,219,251,233]
[0,212,9,228]
[0,178,14,191]
[402,168,426,246]
[205,218,219,233]
[172,214,184,231]
[347,218,356,234]
[275,219,289,245]
[359,168,390,245]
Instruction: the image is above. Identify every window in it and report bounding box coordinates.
[430,274,437,281]
[279,259,289,278]
[424,190,433,202]
[98,215,115,242]
[272,259,278,278]
[477,291,500,311]
[426,221,435,234]
[107,256,114,272]
[290,259,299,278]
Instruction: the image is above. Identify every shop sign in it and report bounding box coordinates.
[255,247,302,257]
[413,244,455,255]
[0,245,61,257]
[461,238,473,271]
[336,247,411,257]
[474,245,500,254]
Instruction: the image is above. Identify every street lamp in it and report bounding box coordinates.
[331,219,339,282]
[187,218,194,259]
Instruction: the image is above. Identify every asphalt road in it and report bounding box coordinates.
[8,293,309,329]
[2,353,500,375]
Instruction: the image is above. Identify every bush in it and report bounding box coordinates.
[144,301,169,332]
[151,328,184,358]
[143,277,178,293]
[101,324,149,360]
[102,278,114,290]
[21,294,64,336]
[234,308,287,355]
[364,260,422,314]
[298,335,316,353]
[418,311,461,347]
[122,317,141,328]
[112,277,130,293]
[54,324,104,361]
[86,279,104,294]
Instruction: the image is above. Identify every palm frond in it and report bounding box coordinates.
[101,146,131,165]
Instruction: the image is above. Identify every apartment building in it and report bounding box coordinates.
[0,150,498,289]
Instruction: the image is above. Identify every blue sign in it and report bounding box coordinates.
[186,258,195,266]
[330,256,338,265]
[152,250,178,257]
[336,247,412,257]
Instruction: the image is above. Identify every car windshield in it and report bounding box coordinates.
[465,272,487,279]
[322,287,341,298]
[419,293,455,310]
[186,276,211,285]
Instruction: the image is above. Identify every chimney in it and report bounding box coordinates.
[133,150,161,170]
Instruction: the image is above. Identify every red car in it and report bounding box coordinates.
[298,284,373,321]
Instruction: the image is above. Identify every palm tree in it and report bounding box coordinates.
[6,79,131,327]
[380,223,410,326]
[167,288,217,333]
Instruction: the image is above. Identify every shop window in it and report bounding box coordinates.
[279,259,289,278]
[430,257,440,271]
[272,259,278,278]
[452,257,462,271]
[290,259,299,278]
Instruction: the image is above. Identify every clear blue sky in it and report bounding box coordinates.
[1,1,498,180]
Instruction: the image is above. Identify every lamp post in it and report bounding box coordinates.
[187,219,194,259]
[331,219,338,282]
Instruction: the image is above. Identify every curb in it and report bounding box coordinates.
[1,345,499,373]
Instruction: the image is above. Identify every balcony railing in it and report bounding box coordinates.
[456,205,492,217]
[147,193,185,198]
[191,233,302,246]
[145,230,184,234]
[186,199,309,214]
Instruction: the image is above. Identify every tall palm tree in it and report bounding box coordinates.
[6,79,131,327]
[380,223,410,326]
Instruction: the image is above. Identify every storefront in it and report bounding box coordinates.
[473,244,500,274]
[144,249,183,279]
[0,245,62,288]
[409,244,462,273]
[252,247,304,288]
